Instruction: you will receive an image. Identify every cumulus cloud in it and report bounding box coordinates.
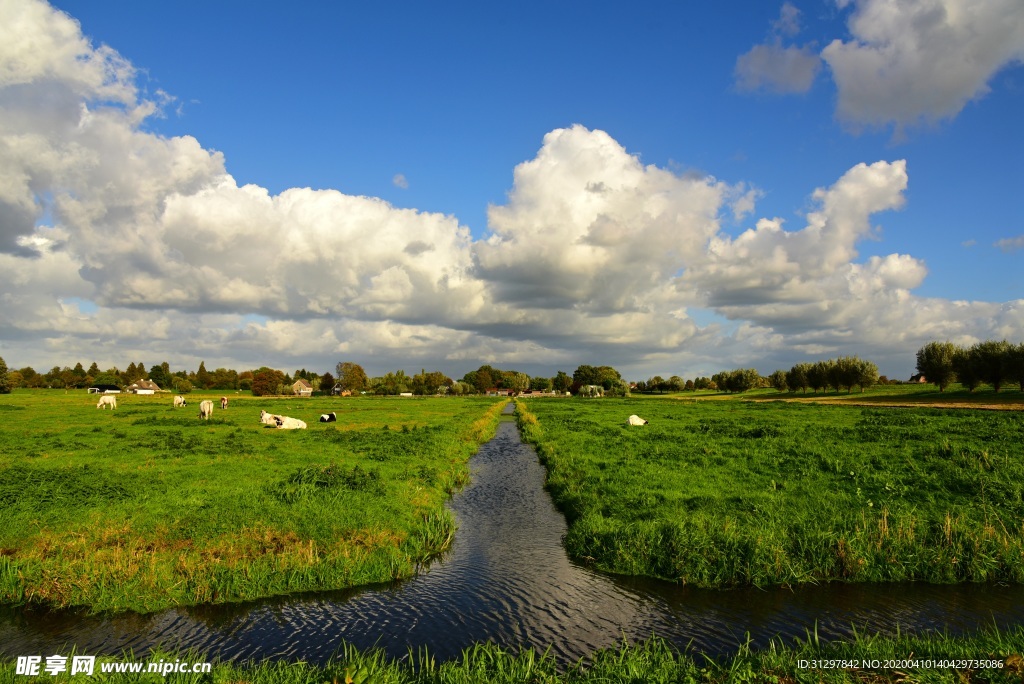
[0,0,1020,380]
[996,235,1024,253]
[822,0,1024,129]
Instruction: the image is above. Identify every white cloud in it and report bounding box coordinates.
[822,0,1024,129]
[996,234,1024,252]
[0,0,1020,381]
[392,173,408,189]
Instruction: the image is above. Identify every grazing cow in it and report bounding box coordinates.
[198,399,214,420]
[274,416,307,430]
[220,396,228,410]
[173,395,186,408]
[626,414,648,426]
[319,412,337,422]
[96,395,117,410]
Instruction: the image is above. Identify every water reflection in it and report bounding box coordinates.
[2,408,1023,664]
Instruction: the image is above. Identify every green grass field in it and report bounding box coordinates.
[0,390,505,613]
[517,392,1024,587]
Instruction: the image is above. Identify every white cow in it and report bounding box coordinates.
[198,399,214,420]
[626,414,648,426]
[173,395,186,408]
[259,409,280,426]
[319,412,337,422]
[274,416,307,430]
[96,395,117,410]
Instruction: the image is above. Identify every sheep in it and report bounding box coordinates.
[319,412,337,422]
[173,395,186,408]
[198,399,214,420]
[220,396,228,410]
[626,414,648,426]
[96,395,117,410]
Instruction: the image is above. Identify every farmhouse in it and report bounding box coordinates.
[292,379,313,396]
[331,384,353,397]
[127,379,161,395]
[87,384,121,394]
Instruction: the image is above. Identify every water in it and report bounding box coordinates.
[2,405,1023,664]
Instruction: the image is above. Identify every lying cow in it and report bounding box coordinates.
[626,414,648,426]
[96,395,117,410]
[259,409,280,426]
[173,395,186,408]
[319,412,337,422]
[220,396,228,410]
[198,399,214,420]
[275,416,307,430]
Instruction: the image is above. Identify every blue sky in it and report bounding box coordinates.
[1,0,1022,380]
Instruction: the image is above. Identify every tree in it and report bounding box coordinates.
[916,341,957,392]
[149,364,172,390]
[552,371,572,393]
[768,370,788,392]
[320,371,336,394]
[173,377,193,394]
[854,358,879,392]
[971,340,1012,392]
[251,368,285,397]
[336,362,369,392]
[786,363,810,394]
[952,346,981,392]
[1007,343,1024,392]
[0,357,10,394]
[196,361,212,389]
[92,372,121,387]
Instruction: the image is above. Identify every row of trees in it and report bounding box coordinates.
[916,340,1024,392]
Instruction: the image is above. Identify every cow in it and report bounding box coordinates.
[220,396,228,410]
[173,395,186,408]
[274,416,307,430]
[96,395,117,410]
[319,412,337,422]
[259,409,280,426]
[198,399,214,420]
[626,414,648,426]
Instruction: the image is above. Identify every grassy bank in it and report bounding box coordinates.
[516,396,1024,587]
[0,391,506,613]
[3,624,1023,682]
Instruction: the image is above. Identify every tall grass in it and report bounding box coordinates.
[3,624,1023,682]
[516,397,1024,587]
[0,392,505,613]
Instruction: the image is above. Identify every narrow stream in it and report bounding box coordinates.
[2,404,1023,664]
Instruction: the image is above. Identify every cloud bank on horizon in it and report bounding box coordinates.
[0,0,1021,380]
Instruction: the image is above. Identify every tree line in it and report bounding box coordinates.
[915,340,1024,392]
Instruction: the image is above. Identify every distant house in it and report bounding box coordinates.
[331,384,353,397]
[88,384,121,394]
[127,379,161,395]
[910,374,927,384]
[293,379,313,396]
[485,388,514,397]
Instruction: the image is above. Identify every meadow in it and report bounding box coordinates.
[516,392,1024,587]
[0,390,506,613]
